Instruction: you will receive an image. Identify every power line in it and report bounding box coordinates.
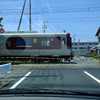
[3,16,100,21]
[1,5,100,9]
[0,0,23,1]
[1,5,100,14]
[0,10,100,15]
[1,3,100,10]
[2,19,100,23]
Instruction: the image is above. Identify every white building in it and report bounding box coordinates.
[72,42,98,55]
[95,27,100,55]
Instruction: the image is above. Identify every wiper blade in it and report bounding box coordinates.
[0,88,100,97]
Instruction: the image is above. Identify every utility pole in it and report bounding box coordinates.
[18,0,26,31]
[78,38,80,56]
[29,0,31,31]
[18,0,31,31]
[42,21,47,33]
[73,35,76,55]
[74,35,76,44]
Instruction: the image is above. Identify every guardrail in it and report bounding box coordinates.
[0,63,11,81]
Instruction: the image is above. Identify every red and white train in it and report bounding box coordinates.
[0,31,73,62]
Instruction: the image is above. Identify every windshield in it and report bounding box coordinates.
[0,0,100,95]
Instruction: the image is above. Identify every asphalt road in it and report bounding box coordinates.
[1,58,100,92]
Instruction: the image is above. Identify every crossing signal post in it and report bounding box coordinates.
[0,17,4,33]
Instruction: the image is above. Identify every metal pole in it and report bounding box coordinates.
[42,21,47,33]
[5,72,7,82]
[29,0,31,31]
[44,21,45,33]
[78,39,80,56]
[74,35,75,55]
[18,0,26,31]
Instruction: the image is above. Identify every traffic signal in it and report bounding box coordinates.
[0,28,4,33]
[0,24,3,27]
[0,17,3,21]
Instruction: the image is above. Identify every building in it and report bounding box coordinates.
[95,27,100,55]
[90,27,100,55]
[72,42,98,55]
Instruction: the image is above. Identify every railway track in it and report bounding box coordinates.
[0,56,71,64]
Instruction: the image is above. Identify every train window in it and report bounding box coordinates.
[24,38,32,47]
[33,39,37,43]
[16,38,25,47]
[16,38,32,47]
[62,39,65,45]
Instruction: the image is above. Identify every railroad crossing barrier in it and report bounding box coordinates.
[0,63,11,81]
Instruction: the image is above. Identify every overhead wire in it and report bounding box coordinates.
[1,5,100,14]
[1,2,100,24]
[2,15,100,23]
[0,0,23,1]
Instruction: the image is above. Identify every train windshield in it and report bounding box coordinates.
[0,0,100,97]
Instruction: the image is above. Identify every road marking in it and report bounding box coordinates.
[9,71,31,89]
[84,71,100,83]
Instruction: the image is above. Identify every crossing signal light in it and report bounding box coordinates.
[0,17,3,21]
[0,17,3,28]
[0,28,4,33]
[0,17,3,23]
[0,24,3,27]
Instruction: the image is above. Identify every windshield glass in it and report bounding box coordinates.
[0,0,100,95]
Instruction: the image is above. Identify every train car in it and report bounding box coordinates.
[0,31,73,63]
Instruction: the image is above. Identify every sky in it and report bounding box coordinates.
[0,0,100,42]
